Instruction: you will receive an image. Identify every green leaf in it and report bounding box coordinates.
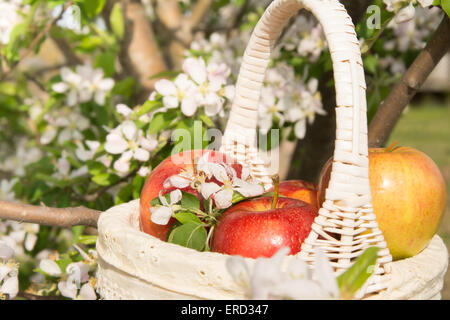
[232,191,246,204]
[0,82,17,96]
[149,109,178,134]
[337,247,380,299]
[150,196,161,207]
[148,70,181,80]
[94,51,116,77]
[442,0,450,16]
[132,174,145,198]
[92,172,119,186]
[77,36,103,52]
[77,235,98,245]
[80,0,106,18]
[134,100,163,118]
[55,257,72,273]
[363,55,379,75]
[174,211,203,224]
[115,184,133,205]
[110,2,125,39]
[71,226,85,244]
[112,77,135,98]
[181,191,200,210]
[167,222,207,251]
[86,160,107,176]
[199,114,215,127]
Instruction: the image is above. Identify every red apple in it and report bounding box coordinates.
[210,196,318,258]
[317,145,447,260]
[269,180,318,209]
[140,149,242,240]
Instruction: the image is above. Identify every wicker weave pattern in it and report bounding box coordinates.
[220,0,392,296]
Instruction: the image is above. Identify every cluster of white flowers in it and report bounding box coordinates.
[150,152,265,225]
[381,3,442,75]
[104,118,158,177]
[0,138,42,177]
[0,220,39,256]
[189,30,325,139]
[38,246,97,300]
[278,15,327,63]
[40,107,90,146]
[52,64,115,106]
[0,179,18,202]
[0,241,19,299]
[0,0,26,45]
[153,57,235,118]
[226,247,340,300]
[258,62,325,139]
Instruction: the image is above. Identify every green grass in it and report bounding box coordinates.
[387,102,450,168]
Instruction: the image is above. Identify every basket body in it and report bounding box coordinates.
[95,200,448,300]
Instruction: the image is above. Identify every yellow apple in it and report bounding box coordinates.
[318,145,447,260]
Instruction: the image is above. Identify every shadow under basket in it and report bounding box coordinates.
[95,200,448,300]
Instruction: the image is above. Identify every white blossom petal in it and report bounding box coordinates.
[226,256,250,287]
[180,97,198,116]
[79,283,97,300]
[133,148,150,162]
[105,132,128,154]
[58,280,78,299]
[121,120,138,141]
[164,175,191,189]
[201,182,221,200]
[183,57,207,85]
[0,242,14,260]
[116,103,133,117]
[24,233,38,251]
[213,188,233,209]
[150,206,173,225]
[169,189,182,204]
[155,79,177,96]
[312,249,340,298]
[39,259,62,277]
[52,82,69,93]
[1,275,19,299]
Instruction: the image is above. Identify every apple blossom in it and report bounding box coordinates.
[155,74,197,114]
[0,0,24,45]
[52,64,114,106]
[39,259,62,277]
[226,247,340,300]
[0,178,18,202]
[75,140,101,162]
[150,189,183,225]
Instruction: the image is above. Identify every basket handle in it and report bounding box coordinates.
[222,0,370,208]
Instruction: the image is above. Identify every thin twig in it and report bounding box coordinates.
[0,1,73,81]
[368,15,450,147]
[0,201,100,228]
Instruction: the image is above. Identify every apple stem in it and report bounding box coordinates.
[386,141,399,152]
[271,174,280,210]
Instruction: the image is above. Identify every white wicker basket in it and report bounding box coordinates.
[96,200,448,300]
[95,0,449,299]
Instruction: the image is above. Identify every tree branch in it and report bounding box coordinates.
[50,36,83,66]
[186,0,212,30]
[0,201,100,228]
[0,1,73,81]
[119,0,167,95]
[368,15,450,147]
